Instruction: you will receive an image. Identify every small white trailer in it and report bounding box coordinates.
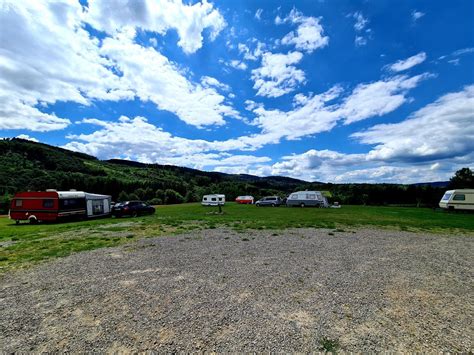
[439,189,474,211]
[202,194,226,206]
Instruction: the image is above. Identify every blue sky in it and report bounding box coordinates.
[0,0,473,183]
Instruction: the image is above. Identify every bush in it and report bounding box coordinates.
[148,198,163,205]
[117,191,129,202]
[164,189,184,204]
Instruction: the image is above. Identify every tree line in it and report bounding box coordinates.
[0,138,472,213]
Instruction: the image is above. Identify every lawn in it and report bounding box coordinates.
[1,203,473,273]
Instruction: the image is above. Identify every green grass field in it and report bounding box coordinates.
[1,203,473,273]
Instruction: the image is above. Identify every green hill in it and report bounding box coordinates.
[0,138,447,212]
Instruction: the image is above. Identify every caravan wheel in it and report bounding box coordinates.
[300,203,305,208]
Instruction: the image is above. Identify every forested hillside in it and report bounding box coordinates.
[0,138,450,212]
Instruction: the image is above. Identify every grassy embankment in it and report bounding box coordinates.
[1,203,473,273]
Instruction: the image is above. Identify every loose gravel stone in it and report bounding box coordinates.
[0,228,472,352]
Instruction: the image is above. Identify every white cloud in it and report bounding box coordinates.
[352,12,368,31]
[411,10,425,22]
[340,73,433,124]
[354,36,367,47]
[85,0,226,54]
[266,147,467,183]
[452,47,474,56]
[268,83,474,183]
[348,11,370,46]
[229,60,248,70]
[388,52,427,72]
[237,41,265,61]
[255,8,263,20]
[251,51,306,97]
[439,47,474,61]
[0,0,131,132]
[64,115,270,171]
[0,1,235,131]
[200,76,231,91]
[278,9,329,53]
[353,85,474,163]
[16,134,39,142]
[63,81,463,183]
[0,97,71,132]
[101,31,239,127]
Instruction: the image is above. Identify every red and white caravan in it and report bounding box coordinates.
[9,190,112,224]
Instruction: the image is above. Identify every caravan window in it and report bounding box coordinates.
[43,199,54,208]
[203,197,208,201]
[218,197,223,201]
[453,194,465,201]
[60,198,85,210]
[307,194,316,200]
[15,199,23,207]
[211,197,217,201]
[290,194,298,199]
[441,193,452,201]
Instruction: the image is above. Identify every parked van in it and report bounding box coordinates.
[439,189,474,211]
[202,194,225,206]
[286,191,329,208]
[9,190,112,224]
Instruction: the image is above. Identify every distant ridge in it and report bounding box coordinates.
[411,181,450,188]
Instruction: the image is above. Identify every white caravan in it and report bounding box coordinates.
[439,189,474,211]
[202,194,226,206]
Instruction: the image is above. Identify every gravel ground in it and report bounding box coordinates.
[1,228,473,352]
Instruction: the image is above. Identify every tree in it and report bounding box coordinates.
[164,189,184,204]
[118,191,129,202]
[450,168,474,189]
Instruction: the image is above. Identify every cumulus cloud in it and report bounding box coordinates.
[278,9,329,53]
[0,98,71,132]
[268,85,474,183]
[353,85,474,163]
[251,51,306,98]
[0,0,131,132]
[0,1,237,130]
[388,52,427,72]
[340,73,433,124]
[85,0,226,54]
[64,115,270,171]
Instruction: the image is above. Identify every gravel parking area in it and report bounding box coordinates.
[1,228,473,352]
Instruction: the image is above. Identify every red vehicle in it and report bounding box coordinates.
[9,190,112,224]
[235,195,254,204]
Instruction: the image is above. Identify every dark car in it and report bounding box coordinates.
[255,196,282,207]
[112,201,155,217]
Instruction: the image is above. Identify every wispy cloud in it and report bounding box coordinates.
[388,52,427,72]
[411,10,425,22]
